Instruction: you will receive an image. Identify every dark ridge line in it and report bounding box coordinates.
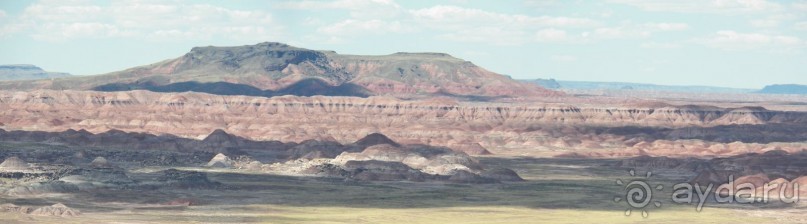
[93,78,372,98]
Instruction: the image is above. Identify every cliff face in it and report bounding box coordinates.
[1,90,805,157]
[0,42,554,98]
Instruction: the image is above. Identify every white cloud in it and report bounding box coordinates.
[644,22,689,31]
[523,0,561,8]
[290,0,411,39]
[750,18,779,28]
[318,19,414,36]
[397,5,689,45]
[796,21,807,31]
[279,0,399,10]
[550,55,577,62]
[695,30,803,51]
[311,4,600,44]
[406,5,598,44]
[640,41,680,49]
[435,27,530,45]
[566,22,688,42]
[34,22,133,40]
[749,14,799,28]
[279,0,402,19]
[411,5,598,28]
[2,0,283,42]
[0,9,6,19]
[592,26,651,39]
[793,2,807,12]
[535,28,568,42]
[608,0,783,14]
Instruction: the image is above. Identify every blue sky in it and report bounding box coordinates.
[1,0,805,88]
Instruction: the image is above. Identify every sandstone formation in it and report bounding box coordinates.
[1,90,805,158]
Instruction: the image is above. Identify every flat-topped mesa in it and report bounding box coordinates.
[0,64,43,71]
[0,42,555,98]
[0,64,71,81]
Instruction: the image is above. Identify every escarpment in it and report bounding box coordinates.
[1,90,805,158]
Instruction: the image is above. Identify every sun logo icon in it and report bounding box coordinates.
[614,169,663,218]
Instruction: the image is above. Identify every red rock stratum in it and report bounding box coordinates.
[1,90,805,157]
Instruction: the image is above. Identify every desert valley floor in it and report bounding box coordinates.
[0,89,805,223]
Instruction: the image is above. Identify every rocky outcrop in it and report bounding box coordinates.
[480,168,523,182]
[287,140,348,160]
[448,170,497,184]
[343,160,431,182]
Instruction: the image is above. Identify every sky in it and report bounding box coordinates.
[0,0,806,89]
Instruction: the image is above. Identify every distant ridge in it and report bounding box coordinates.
[0,64,71,81]
[93,79,372,97]
[758,84,807,95]
[523,79,754,93]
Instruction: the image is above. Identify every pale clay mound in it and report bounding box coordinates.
[30,203,81,217]
[0,156,30,170]
[331,144,479,176]
[206,153,233,168]
[90,156,111,168]
[1,203,81,217]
